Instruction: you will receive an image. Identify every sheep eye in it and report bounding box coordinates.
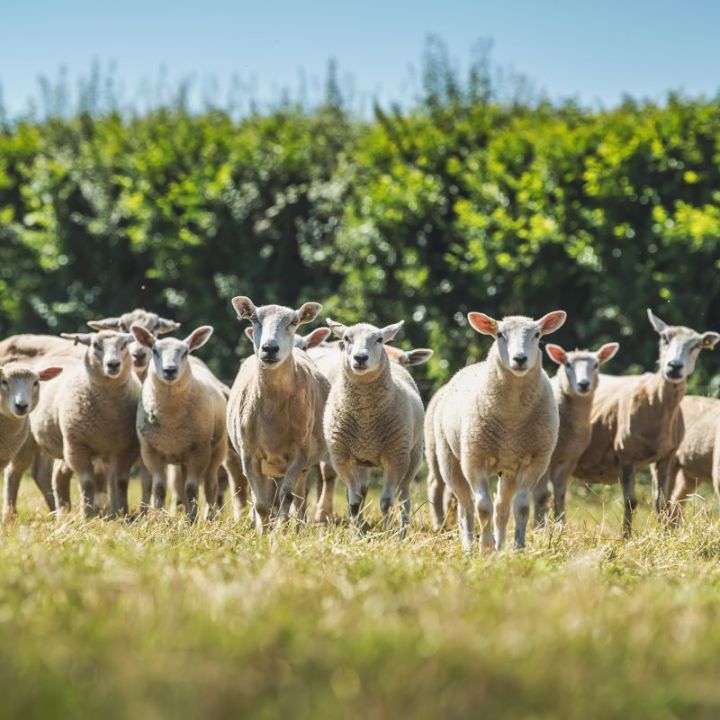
[565,362,571,369]
[535,332,540,339]
[497,332,504,340]
[661,336,670,345]
[376,337,383,344]
[33,380,39,387]
[0,380,7,387]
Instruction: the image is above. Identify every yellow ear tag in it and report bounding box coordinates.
[704,339,714,348]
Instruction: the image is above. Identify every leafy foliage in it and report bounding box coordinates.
[2,76,720,391]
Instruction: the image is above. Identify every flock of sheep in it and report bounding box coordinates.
[1,298,719,552]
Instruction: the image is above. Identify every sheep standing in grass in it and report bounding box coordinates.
[0,363,63,519]
[429,311,567,552]
[227,297,329,533]
[646,395,720,520]
[131,325,226,522]
[533,342,619,526]
[30,331,140,517]
[575,310,719,536]
[323,319,425,535]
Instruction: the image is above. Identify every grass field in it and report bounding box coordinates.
[1,477,720,720]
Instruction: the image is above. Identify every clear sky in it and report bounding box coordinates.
[1,0,719,115]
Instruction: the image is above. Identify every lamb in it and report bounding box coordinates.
[574,310,719,536]
[227,297,330,533]
[131,324,227,522]
[532,342,620,526]
[0,363,63,519]
[322,319,425,536]
[29,331,141,517]
[429,310,567,552]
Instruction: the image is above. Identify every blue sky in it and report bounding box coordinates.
[1,0,719,115]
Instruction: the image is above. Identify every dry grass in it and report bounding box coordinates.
[1,478,720,719]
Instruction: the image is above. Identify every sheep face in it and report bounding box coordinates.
[60,331,135,380]
[468,311,567,377]
[647,310,720,383]
[131,325,213,384]
[0,364,63,419]
[327,320,404,376]
[232,297,322,370]
[88,309,180,336]
[546,343,619,396]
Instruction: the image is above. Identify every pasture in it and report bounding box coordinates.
[2,477,720,720]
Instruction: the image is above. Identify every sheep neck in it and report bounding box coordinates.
[647,369,686,410]
[340,353,392,391]
[257,353,297,396]
[556,369,594,426]
[149,367,193,397]
[83,355,133,394]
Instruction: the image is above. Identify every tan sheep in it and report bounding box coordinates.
[532,342,620,526]
[227,297,329,533]
[322,319,425,536]
[29,331,141,517]
[430,310,567,552]
[0,363,63,519]
[574,310,719,536]
[131,324,227,522]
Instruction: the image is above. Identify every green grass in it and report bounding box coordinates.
[2,479,720,719]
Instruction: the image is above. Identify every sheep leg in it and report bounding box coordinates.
[242,453,270,535]
[651,455,676,519]
[216,466,228,510]
[138,461,152,516]
[93,461,108,515]
[620,465,637,538]
[512,485,532,550]
[277,452,309,524]
[443,485,457,528]
[202,444,224,521]
[30,446,56,512]
[427,444,447,532]
[669,469,698,524]
[52,460,73,516]
[227,456,249,523]
[315,458,336,524]
[533,472,551,528]
[65,447,96,518]
[437,442,475,552]
[292,469,310,526]
[114,454,134,517]
[494,474,518,551]
[141,447,168,512]
[4,436,39,520]
[334,458,366,531]
[106,457,121,518]
[550,465,571,524]
[170,465,186,514]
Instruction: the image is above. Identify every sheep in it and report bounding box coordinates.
[312,338,432,525]
[574,310,719,536]
[227,297,330,533]
[429,310,567,552]
[532,342,620,526]
[649,395,720,519]
[130,324,227,522]
[0,334,85,364]
[29,331,141,517]
[0,363,64,520]
[322,319,425,536]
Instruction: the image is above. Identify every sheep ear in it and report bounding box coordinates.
[295,302,322,326]
[596,342,620,364]
[130,324,155,349]
[155,317,180,335]
[185,326,213,353]
[537,311,567,336]
[327,319,347,340]
[303,327,331,350]
[381,321,404,344]
[701,332,720,350]
[38,366,63,382]
[244,327,255,342]
[404,348,433,366]
[467,312,497,337]
[87,319,118,332]
[232,296,256,321]
[545,344,567,366]
[60,333,93,346]
[647,309,668,333]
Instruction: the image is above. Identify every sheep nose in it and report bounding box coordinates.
[14,401,29,415]
[261,342,279,355]
[105,360,121,372]
[512,354,528,367]
[163,365,178,378]
[577,380,590,392]
[353,352,369,365]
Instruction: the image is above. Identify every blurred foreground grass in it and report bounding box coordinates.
[1,478,720,719]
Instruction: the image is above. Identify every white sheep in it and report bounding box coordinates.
[0,362,63,519]
[532,342,619,526]
[430,310,566,551]
[323,320,425,535]
[574,310,719,536]
[131,324,227,522]
[227,297,330,533]
[29,331,141,517]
